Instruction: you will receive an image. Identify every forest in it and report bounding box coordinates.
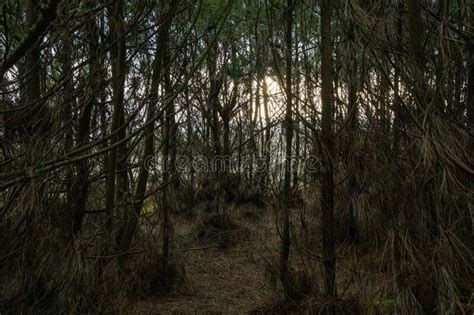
[0,0,472,313]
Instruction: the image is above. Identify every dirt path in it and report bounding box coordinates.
[130,215,277,314]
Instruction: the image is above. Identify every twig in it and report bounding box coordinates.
[85,249,147,259]
[179,245,220,252]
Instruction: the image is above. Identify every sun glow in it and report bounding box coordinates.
[251,76,284,122]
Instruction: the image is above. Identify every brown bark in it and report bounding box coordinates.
[345,0,359,243]
[280,0,294,298]
[106,0,127,247]
[69,0,100,236]
[320,0,337,301]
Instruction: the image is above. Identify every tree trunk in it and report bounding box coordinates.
[206,34,224,214]
[393,1,403,153]
[69,0,99,237]
[292,70,300,191]
[262,79,271,192]
[162,30,178,264]
[407,0,426,115]
[25,0,43,136]
[60,20,75,225]
[116,1,178,256]
[320,0,337,302]
[345,0,359,243]
[280,0,294,298]
[106,0,127,248]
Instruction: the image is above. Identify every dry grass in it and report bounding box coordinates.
[193,212,249,248]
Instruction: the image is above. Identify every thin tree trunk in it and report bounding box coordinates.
[320,0,337,302]
[346,0,359,243]
[206,34,224,214]
[407,1,439,312]
[465,2,474,236]
[106,0,127,248]
[60,21,74,221]
[407,0,426,115]
[116,0,178,256]
[263,79,271,192]
[162,29,178,264]
[280,0,294,298]
[25,0,42,136]
[70,1,99,236]
[292,69,300,190]
[393,0,403,152]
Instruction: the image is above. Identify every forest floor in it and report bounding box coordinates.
[129,207,281,314]
[127,205,393,314]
